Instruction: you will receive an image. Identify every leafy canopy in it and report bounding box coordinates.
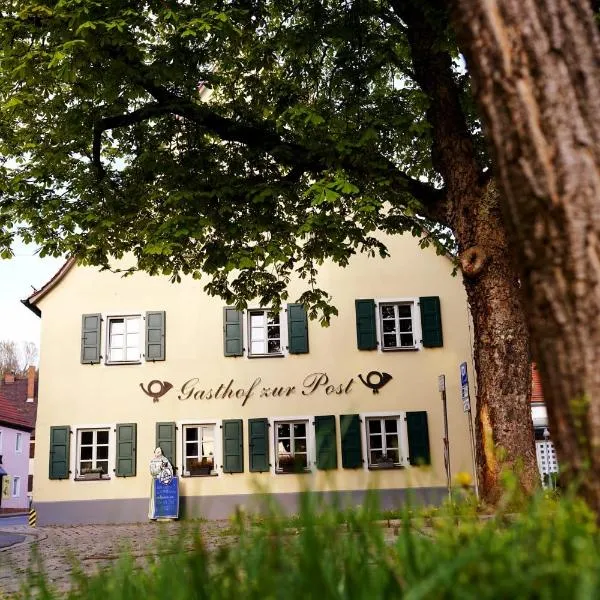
[0,0,476,320]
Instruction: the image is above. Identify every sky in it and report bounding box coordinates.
[0,240,64,347]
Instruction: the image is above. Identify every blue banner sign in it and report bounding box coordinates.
[151,476,179,519]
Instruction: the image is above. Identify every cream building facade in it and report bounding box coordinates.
[26,233,476,525]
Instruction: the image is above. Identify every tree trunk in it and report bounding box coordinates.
[452,0,600,513]
[454,182,537,502]
[396,0,539,502]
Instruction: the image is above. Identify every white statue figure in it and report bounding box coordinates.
[149,447,173,485]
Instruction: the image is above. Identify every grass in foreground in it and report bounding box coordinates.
[15,488,600,600]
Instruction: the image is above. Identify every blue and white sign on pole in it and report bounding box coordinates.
[460,361,471,412]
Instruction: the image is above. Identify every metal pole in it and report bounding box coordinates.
[467,408,479,499]
[442,388,452,500]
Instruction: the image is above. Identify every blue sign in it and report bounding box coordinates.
[151,476,179,519]
[460,362,468,387]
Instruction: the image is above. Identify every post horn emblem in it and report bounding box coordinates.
[358,371,393,394]
[140,380,173,402]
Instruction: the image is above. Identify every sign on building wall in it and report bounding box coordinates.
[1,475,10,499]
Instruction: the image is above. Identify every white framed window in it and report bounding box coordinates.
[77,428,110,477]
[183,424,216,476]
[365,416,406,468]
[106,315,141,363]
[378,301,418,350]
[15,432,22,453]
[275,420,310,473]
[12,476,20,498]
[248,309,283,356]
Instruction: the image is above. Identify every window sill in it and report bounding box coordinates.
[182,473,219,478]
[105,361,142,366]
[381,347,419,352]
[75,475,111,481]
[247,353,285,359]
[275,469,312,475]
[368,465,404,471]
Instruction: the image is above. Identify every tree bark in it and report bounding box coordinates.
[396,0,539,502]
[452,0,600,513]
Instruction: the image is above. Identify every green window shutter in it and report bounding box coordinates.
[420,296,443,348]
[156,422,176,469]
[249,418,270,472]
[406,411,431,466]
[116,423,137,477]
[222,419,244,473]
[315,415,337,470]
[223,308,243,356]
[145,311,166,361]
[81,314,102,364]
[355,300,377,350]
[340,414,363,469]
[49,426,71,480]
[287,303,309,354]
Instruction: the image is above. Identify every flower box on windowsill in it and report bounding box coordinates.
[369,455,402,470]
[277,455,309,474]
[76,468,109,480]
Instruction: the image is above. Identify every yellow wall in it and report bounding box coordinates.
[34,232,476,505]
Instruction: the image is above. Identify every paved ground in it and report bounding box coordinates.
[0,532,25,550]
[0,520,232,597]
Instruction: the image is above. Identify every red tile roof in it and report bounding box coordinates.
[531,364,544,404]
[0,390,33,431]
[0,377,38,433]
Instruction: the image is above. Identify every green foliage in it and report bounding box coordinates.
[15,491,600,600]
[0,0,466,320]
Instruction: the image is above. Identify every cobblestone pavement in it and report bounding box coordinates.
[0,521,232,597]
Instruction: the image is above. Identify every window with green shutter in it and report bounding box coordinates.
[355,300,377,350]
[406,411,431,466]
[145,311,166,361]
[116,423,137,477]
[340,414,362,468]
[223,308,243,356]
[156,422,176,469]
[315,415,337,470]
[287,303,309,354]
[249,418,270,472]
[49,426,71,479]
[420,296,443,348]
[81,314,102,364]
[222,419,244,473]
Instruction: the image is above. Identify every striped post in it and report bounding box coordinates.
[28,508,37,527]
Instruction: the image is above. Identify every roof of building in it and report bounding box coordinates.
[531,364,544,404]
[22,256,76,317]
[0,375,38,433]
[0,389,34,431]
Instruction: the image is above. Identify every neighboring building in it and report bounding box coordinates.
[530,364,559,487]
[25,233,477,525]
[0,379,35,510]
[0,368,38,505]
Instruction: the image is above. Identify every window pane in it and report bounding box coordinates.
[267,313,280,325]
[81,446,93,460]
[97,430,109,445]
[110,320,124,334]
[80,461,92,471]
[201,427,214,442]
[268,340,281,353]
[294,454,308,469]
[250,313,265,327]
[386,434,399,449]
[368,420,381,434]
[295,438,307,453]
[278,439,292,454]
[81,431,93,445]
[126,333,139,347]
[381,305,394,318]
[277,423,290,438]
[97,461,108,474]
[127,318,140,333]
[186,442,199,457]
[294,423,306,437]
[111,333,124,347]
[399,319,412,332]
[387,449,400,463]
[110,348,124,361]
[384,419,397,433]
[370,450,384,463]
[369,434,382,449]
[186,427,198,441]
[400,334,414,347]
[202,441,214,457]
[397,305,412,318]
[125,347,140,361]
[251,340,266,354]
[383,335,397,348]
[97,446,109,460]
[383,320,396,333]
[267,325,280,339]
[251,326,264,341]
